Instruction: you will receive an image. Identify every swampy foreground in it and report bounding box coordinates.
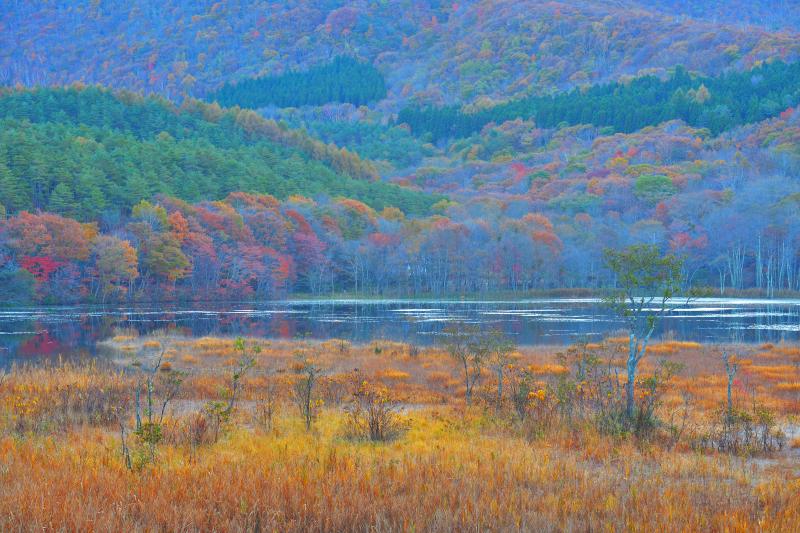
[1,335,800,531]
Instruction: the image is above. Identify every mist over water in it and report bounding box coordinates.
[0,298,798,363]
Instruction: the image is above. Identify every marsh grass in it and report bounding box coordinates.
[1,336,800,530]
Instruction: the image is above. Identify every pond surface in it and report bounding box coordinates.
[0,298,799,364]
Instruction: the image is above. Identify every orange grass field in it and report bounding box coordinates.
[1,335,800,531]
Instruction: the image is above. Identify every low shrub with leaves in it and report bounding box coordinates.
[344,375,408,442]
[698,403,786,454]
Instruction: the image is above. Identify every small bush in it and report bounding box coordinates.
[697,404,786,455]
[344,377,408,442]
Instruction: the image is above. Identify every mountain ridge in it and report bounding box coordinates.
[5,0,800,108]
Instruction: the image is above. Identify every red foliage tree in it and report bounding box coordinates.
[19,256,64,283]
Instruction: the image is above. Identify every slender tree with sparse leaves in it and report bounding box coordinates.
[604,244,685,420]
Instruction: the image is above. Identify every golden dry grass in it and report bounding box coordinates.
[1,409,799,531]
[1,336,800,530]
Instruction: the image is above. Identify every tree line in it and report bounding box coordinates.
[208,56,388,109]
[2,188,799,306]
[398,60,800,141]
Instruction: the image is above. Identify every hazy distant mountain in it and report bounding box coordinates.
[4,0,799,107]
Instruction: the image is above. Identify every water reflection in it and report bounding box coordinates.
[0,298,798,363]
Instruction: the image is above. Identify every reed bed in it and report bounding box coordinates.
[0,336,798,530]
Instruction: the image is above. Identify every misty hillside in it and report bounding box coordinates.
[4,0,800,105]
[1,0,800,301]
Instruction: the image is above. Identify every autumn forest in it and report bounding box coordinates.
[2,1,800,303]
[3,1,800,531]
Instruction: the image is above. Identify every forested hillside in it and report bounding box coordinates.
[4,0,800,105]
[4,98,800,305]
[2,0,800,303]
[640,0,800,30]
[3,101,800,304]
[399,61,800,141]
[0,87,439,219]
[210,56,387,108]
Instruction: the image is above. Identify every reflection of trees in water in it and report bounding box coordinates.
[728,321,745,344]
[1,302,800,361]
[18,331,60,356]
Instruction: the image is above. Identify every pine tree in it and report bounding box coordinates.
[48,182,77,217]
[0,159,29,212]
[125,174,152,205]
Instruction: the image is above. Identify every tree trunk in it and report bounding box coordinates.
[135,387,142,432]
[463,359,472,406]
[727,376,733,419]
[626,356,636,419]
[756,235,763,289]
[626,329,653,420]
[496,367,503,408]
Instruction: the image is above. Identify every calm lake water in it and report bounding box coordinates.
[0,298,799,363]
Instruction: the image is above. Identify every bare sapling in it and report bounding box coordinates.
[203,337,258,443]
[484,328,515,409]
[291,349,324,431]
[125,337,184,467]
[441,323,485,406]
[722,351,738,422]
